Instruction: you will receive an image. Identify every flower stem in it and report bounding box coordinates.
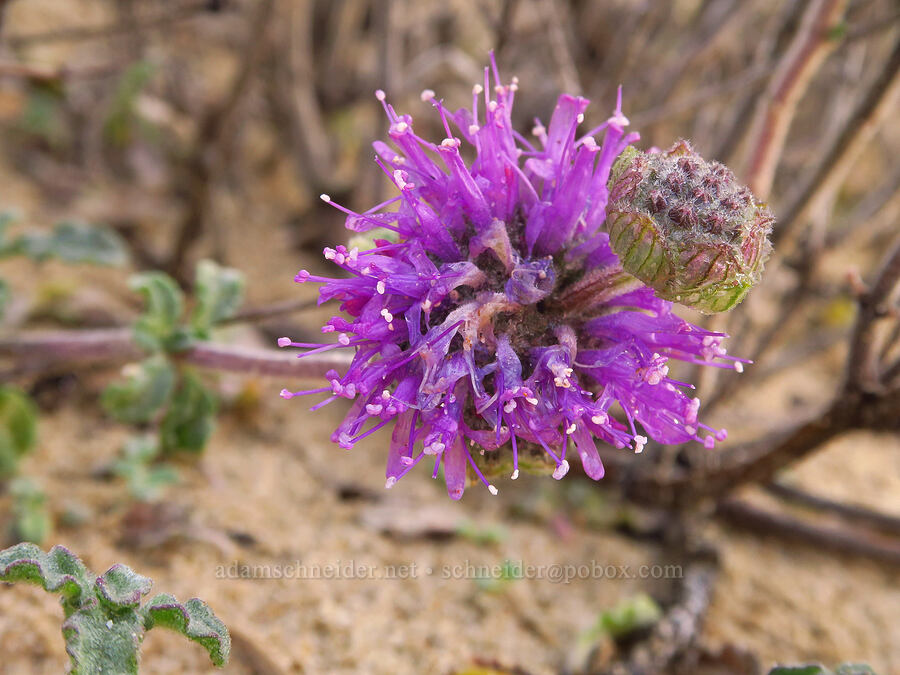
[0,329,352,379]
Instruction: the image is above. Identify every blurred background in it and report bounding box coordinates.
[0,1,898,673]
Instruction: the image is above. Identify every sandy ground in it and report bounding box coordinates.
[0,3,898,672]
[0,373,898,674]
[1,116,898,675]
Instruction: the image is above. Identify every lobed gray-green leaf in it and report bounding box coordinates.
[101,356,176,424]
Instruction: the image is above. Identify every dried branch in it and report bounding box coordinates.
[826,160,900,248]
[265,0,335,192]
[845,237,900,392]
[765,482,900,537]
[597,542,718,675]
[717,497,900,566]
[167,0,276,279]
[541,0,582,94]
[742,0,848,199]
[3,1,213,48]
[223,297,319,325]
[775,37,900,248]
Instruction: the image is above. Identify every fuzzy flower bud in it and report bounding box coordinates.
[605,140,773,313]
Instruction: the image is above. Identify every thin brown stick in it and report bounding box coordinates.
[717,498,900,566]
[224,297,319,325]
[541,0,582,94]
[0,329,353,380]
[266,0,335,192]
[175,341,350,379]
[0,61,62,82]
[703,247,817,415]
[167,0,275,279]
[3,1,212,48]
[629,63,769,130]
[625,383,900,509]
[0,60,124,82]
[845,237,900,392]
[765,482,900,536]
[826,161,900,248]
[596,545,718,675]
[742,0,848,199]
[884,355,900,387]
[844,7,900,44]
[775,37,900,248]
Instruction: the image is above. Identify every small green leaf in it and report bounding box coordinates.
[63,608,143,675]
[0,211,17,244]
[0,543,230,670]
[190,259,245,338]
[456,520,507,545]
[142,594,231,667]
[0,543,92,607]
[103,60,156,147]
[119,434,159,463]
[10,478,51,545]
[0,277,9,318]
[160,373,217,454]
[47,222,129,266]
[129,272,185,351]
[96,564,152,610]
[827,20,848,41]
[102,356,176,424]
[834,666,877,675]
[17,86,68,148]
[473,559,522,593]
[0,386,38,478]
[595,592,662,640]
[17,222,127,265]
[113,435,178,502]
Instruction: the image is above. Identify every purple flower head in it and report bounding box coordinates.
[280,56,752,500]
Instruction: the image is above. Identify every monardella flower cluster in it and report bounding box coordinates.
[280,57,772,499]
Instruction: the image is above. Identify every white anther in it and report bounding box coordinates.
[420,89,435,102]
[552,460,570,480]
[319,193,331,202]
[634,435,647,454]
[376,280,386,294]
